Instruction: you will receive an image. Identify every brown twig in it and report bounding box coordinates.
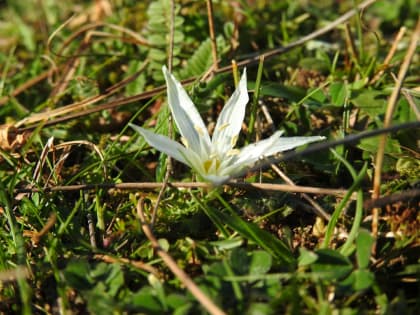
[94,254,160,276]
[15,0,377,132]
[30,139,107,187]
[401,88,420,121]
[218,0,377,71]
[270,163,331,221]
[136,198,226,315]
[14,59,149,128]
[167,0,175,72]
[49,39,85,99]
[371,17,420,254]
[0,69,55,106]
[50,21,148,59]
[0,266,30,283]
[87,212,97,249]
[55,140,107,179]
[15,181,351,198]
[344,23,359,65]
[370,26,406,84]
[233,121,420,183]
[13,121,419,197]
[364,189,420,210]
[32,137,55,185]
[30,213,57,246]
[206,0,218,70]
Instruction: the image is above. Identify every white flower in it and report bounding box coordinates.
[130,66,325,185]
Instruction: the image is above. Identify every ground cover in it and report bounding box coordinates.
[0,0,419,314]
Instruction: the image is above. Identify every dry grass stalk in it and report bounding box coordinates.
[371,18,420,254]
[137,198,226,315]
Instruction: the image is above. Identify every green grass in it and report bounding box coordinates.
[0,0,419,314]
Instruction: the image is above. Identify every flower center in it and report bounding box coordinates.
[203,157,221,174]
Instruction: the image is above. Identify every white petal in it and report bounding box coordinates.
[130,123,189,165]
[227,132,325,174]
[162,66,211,156]
[177,148,207,177]
[212,69,249,155]
[234,131,285,165]
[261,135,326,157]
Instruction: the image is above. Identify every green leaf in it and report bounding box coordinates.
[229,248,250,275]
[63,260,94,289]
[13,13,35,52]
[396,263,420,277]
[210,237,243,250]
[246,302,274,315]
[256,82,306,101]
[308,87,327,104]
[351,89,387,117]
[145,0,185,82]
[249,250,272,275]
[85,285,120,314]
[352,269,375,291]
[329,81,348,106]
[311,249,353,280]
[131,287,164,313]
[298,57,330,72]
[298,248,318,267]
[166,293,190,310]
[214,209,295,266]
[356,229,374,269]
[359,135,401,154]
[396,156,420,179]
[181,36,227,78]
[149,48,168,61]
[158,238,170,252]
[172,302,193,315]
[148,274,167,311]
[349,78,368,90]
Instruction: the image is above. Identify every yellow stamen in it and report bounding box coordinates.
[217,123,230,131]
[227,149,240,156]
[194,125,204,136]
[203,157,221,173]
[181,137,189,148]
[231,135,238,147]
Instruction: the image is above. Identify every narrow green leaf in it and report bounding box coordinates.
[330,81,348,106]
[356,229,374,269]
[311,249,353,280]
[213,209,295,266]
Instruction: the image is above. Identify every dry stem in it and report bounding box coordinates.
[15,181,352,198]
[14,0,377,131]
[137,198,226,315]
[371,18,420,254]
[270,163,331,220]
[206,0,218,70]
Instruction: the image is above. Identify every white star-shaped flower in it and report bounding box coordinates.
[130,66,325,185]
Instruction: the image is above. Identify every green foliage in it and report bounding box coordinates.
[0,1,419,314]
[201,194,294,265]
[145,0,184,81]
[180,36,228,78]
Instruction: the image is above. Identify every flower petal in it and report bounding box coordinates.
[212,69,249,155]
[130,123,189,165]
[261,135,326,158]
[225,132,326,176]
[234,131,285,165]
[162,66,211,156]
